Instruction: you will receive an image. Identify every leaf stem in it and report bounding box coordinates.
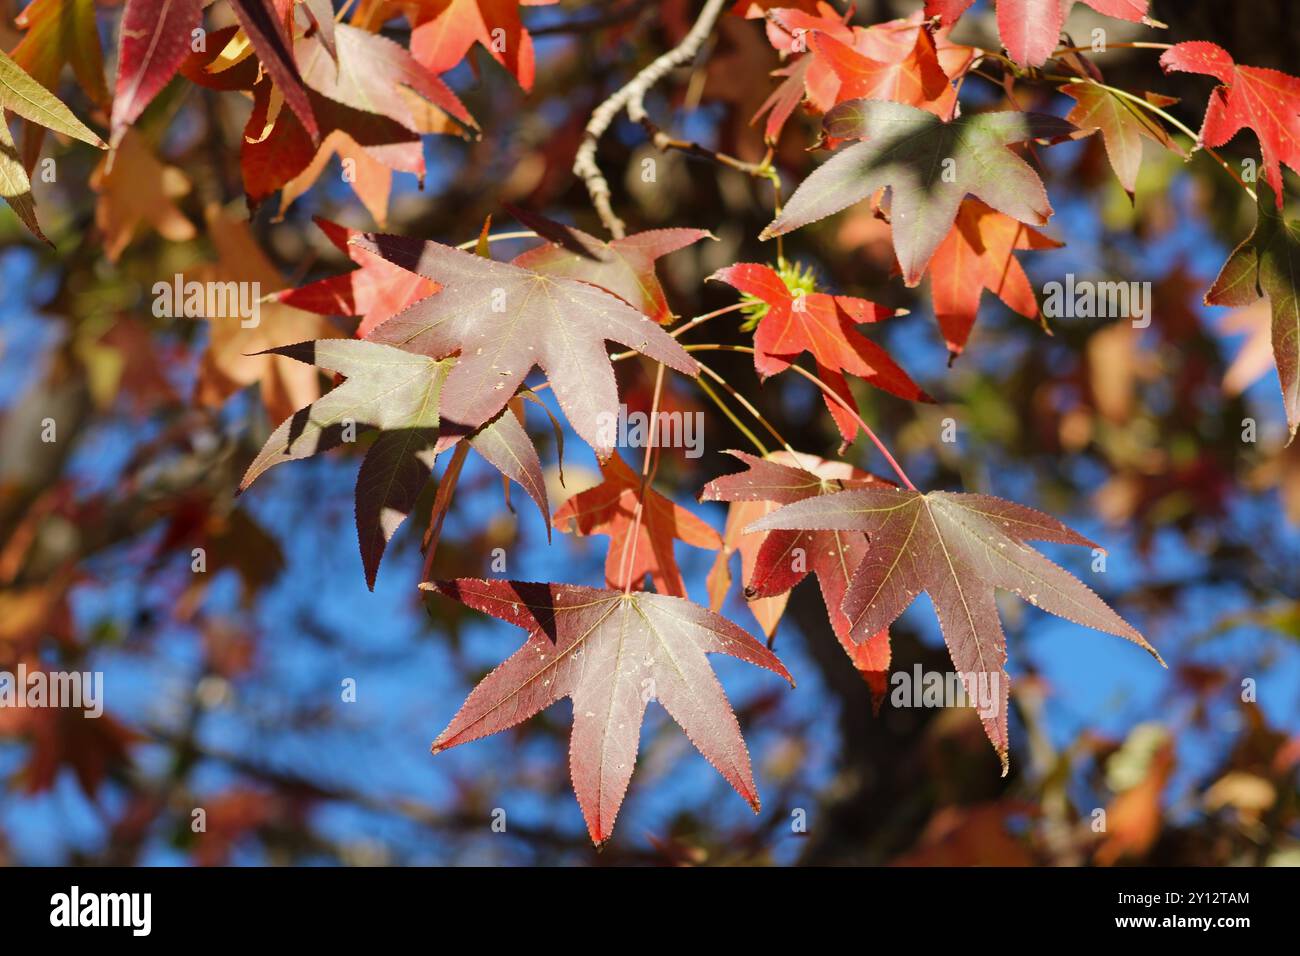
[454,230,538,250]
[420,440,470,583]
[618,362,666,594]
[682,344,918,491]
[692,373,769,455]
[670,301,748,338]
[1060,77,1257,201]
[694,358,795,456]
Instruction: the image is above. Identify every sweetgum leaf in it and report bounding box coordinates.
[1205,181,1300,444]
[748,487,1163,769]
[761,100,1080,285]
[424,579,793,844]
[351,233,698,455]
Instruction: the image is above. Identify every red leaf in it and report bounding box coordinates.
[228,0,319,141]
[710,262,929,443]
[351,233,698,455]
[749,488,1163,769]
[926,198,1063,356]
[809,24,956,120]
[277,218,441,336]
[511,216,712,324]
[405,0,558,92]
[701,450,892,703]
[925,0,1150,68]
[110,0,204,146]
[424,579,792,844]
[1160,41,1300,209]
[553,453,721,596]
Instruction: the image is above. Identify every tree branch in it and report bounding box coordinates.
[573,0,730,238]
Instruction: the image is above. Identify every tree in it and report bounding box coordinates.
[0,0,1295,865]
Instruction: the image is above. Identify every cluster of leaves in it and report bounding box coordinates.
[6,0,1299,848]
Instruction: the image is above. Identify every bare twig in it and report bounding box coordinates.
[573,0,730,238]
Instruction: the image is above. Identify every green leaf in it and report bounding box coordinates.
[1061,83,1178,200]
[0,47,104,148]
[761,100,1079,285]
[1206,180,1300,444]
[239,339,453,491]
[0,114,48,244]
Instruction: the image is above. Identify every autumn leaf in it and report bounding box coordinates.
[277,218,440,337]
[90,129,196,262]
[192,206,343,424]
[926,0,1153,68]
[509,211,712,324]
[710,261,929,443]
[702,450,892,703]
[244,88,425,219]
[296,23,476,136]
[108,0,205,147]
[0,118,47,243]
[552,453,721,597]
[808,24,955,120]
[350,233,699,455]
[410,0,556,92]
[228,0,319,142]
[748,487,1164,768]
[1061,83,1179,200]
[1160,41,1300,209]
[926,198,1063,357]
[0,46,104,148]
[11,0,107,109]
[422,578,793,844]
[761,100,1080,285]
[177,24,429,218]
[239,339,549,588]
[239,339,452,490]
[753,8,973,143]
[1205,180,1300,443]
[707,495,788,637]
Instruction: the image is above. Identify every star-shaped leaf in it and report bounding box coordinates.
[748,487,1163,769]
[761,100,1080,285]
[808,24,956,120]
[553,453,721,597]
[510,211,712,324]
[238,339,549,588]
[1160,41,1300,209]
[423,579,793,844]
[276,218,440,336]
[711,261,929,442]
[926,198,1063,356]
[702,450,893,703]
[1061,83,1179,200]
[296,23,475,136]
[398,0,558,92]
[351,233,699,455]
[90,129,196,262]
[926,0,1152,68]
[1205,180,1300,443]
